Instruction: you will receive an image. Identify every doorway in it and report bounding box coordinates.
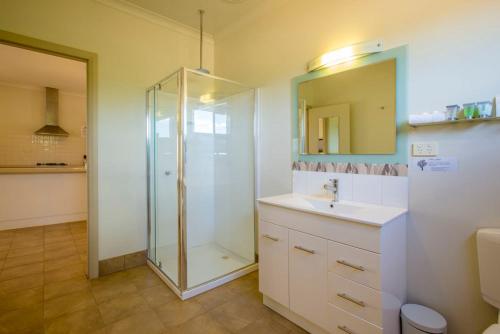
[0,30,98,278]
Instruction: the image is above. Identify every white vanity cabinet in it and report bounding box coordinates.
[258,196,406,334]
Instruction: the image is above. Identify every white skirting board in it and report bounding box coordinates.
[263,295,330,334]
[0,212,87,231]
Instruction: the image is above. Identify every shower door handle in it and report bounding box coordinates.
[165,170,171,176]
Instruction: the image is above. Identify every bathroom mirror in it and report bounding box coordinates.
[298,59,396,155]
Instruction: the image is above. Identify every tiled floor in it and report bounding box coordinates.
[0,222,308,334]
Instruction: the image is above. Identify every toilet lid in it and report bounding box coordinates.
[484,324,500,334]
[401,304,447,333]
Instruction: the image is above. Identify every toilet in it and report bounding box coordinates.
[477,228,500,334]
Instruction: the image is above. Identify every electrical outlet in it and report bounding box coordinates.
[412,142,438,156]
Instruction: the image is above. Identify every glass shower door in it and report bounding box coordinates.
[184,70,255,289]
[148,73,180,286]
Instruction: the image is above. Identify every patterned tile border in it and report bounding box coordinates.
[292,161,408,176]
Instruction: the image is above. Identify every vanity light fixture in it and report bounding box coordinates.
[307,40,383,72]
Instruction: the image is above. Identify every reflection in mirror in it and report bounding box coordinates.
[298,59,396,155]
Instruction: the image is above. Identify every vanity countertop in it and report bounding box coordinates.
[0,166,87,174]
[257,193,407,227]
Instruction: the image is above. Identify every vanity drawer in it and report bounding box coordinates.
[259,203,381,253]
[328,273,382,326]
[328,241,381,290]
[328,304,382,334]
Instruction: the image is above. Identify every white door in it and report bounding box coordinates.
[289,230,328,329]
[259,220,289,307]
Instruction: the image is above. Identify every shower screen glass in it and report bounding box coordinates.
[147,68,256,296]
[185,71,255,288]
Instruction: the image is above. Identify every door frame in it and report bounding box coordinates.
[0,29,99,278]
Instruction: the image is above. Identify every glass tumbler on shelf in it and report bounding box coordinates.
[445,105,460,121]
[463,103,477,119]
[476,101,493,118]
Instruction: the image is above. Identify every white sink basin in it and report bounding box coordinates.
[257,193,407,226]
[305,198,364,215]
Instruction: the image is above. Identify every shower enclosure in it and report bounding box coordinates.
[146,68,256,299]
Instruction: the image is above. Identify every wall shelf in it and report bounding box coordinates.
[409,116,500,128]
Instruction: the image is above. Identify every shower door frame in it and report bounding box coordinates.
[146,67,258,300]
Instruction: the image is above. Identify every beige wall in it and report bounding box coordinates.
[0,0,214,260]
[215,0,500,332]
[0,83,87,166]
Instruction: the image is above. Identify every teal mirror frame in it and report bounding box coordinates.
[291,45,408,164]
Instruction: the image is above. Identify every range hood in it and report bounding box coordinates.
[34,87,69,137]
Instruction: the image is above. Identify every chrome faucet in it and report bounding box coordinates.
[323,178,339,207]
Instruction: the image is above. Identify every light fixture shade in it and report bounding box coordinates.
[307,40,383,72]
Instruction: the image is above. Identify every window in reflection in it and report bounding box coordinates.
[194,109,213,134]
[156,118,170,138]
[215,113,227,135]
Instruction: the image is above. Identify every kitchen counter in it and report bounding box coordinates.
[0,166,87,174]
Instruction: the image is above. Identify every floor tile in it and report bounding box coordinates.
[209,290,271,332]
[0,222,310,334]
[139,284,177,308]
[45,234,74,245]
[44,254,81,272]
[44,262,86,284]
[0,273,44,294]
[44,277,90,301]
[154,298,206,327]
[72,232,88,240]
[44,306,105,334]
[237,317,292,334]
[98,292,151,324]
[10,238,43,249]
[44,289,96,320]
[192,284,237,309]
[44,223,71,232]
[7,245,43,258]
[2,252,44,269]
[91,277,138,303]
[0,287,43,314]
[44,244,78,260]
[44,239,75,251]
[104,310,165,334]
[0,262,44,281]
[163,313,232,334]
[45,229,72,239]
[126,265,163,290]
[0,250,8,260]
[0,303,43,333]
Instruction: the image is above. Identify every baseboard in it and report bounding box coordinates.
[99,250,147,276]
[0,213,87,231]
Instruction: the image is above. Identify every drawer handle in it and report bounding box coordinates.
[262,234,279,242]
[294,246,315,254]
[337,260,365,271]
[338,325,357,334]
[337,293,365,307]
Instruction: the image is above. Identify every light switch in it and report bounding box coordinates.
[412,142,438,156]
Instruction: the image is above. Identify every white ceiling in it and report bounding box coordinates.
[126,0,266,34]
[0,43,86,94]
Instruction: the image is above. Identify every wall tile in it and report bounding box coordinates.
[327,172,353,201]
[306,171,330,196]
[382,176,408,209]
[292,170,308,194]
[352,174,382,205]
